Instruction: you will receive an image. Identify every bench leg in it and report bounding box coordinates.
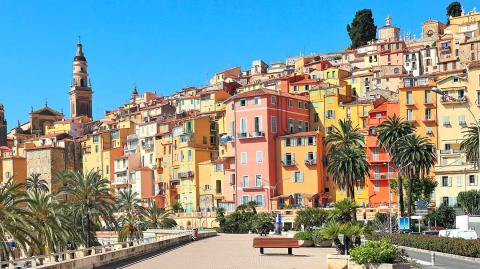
[288,248,292,255]
[260,248,264,254]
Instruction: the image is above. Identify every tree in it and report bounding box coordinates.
[62,170,114,248]
[26,173,49,195]
[457,190,480,215]
[425,205,456,229]
[328,199,359,223]
[327,146,370,218]
[372,212,398,233]
[294,208,328,230]
[0,179,31,258]
[460,125,479,168]
[144,201,174,228]
[171,201,183,212]
[325,119,364,154]
[393,135,436,217]
[116,189,145,242]
[446,2,463,24]
[389,177,437,210]
[320,222,370,255]
[347,9,377,49]
[377,115,416,216]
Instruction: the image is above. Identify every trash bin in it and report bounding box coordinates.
[192,228,199,240]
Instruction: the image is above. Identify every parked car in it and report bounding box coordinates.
[422,230,439,236]
[439,229,478,240]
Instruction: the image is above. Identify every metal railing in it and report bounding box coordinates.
[0,231,196,269]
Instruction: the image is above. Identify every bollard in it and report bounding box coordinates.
[431,252,435,266]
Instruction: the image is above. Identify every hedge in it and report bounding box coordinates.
[368,233,480,258]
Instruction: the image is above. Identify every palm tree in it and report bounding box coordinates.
[116,189,145,242]
[25,191,70,260]
[460,125,480,168]
[377,115,416,216]
[328,199,358,224]
[63,170,114,248]
[393,134,436,217]
[327,147,370,220]
[26,173,49,194]
[144,201,173,228]
[0,179,31,258]
[325,119,364,153]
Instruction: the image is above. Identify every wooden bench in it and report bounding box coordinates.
[252,237,299,255]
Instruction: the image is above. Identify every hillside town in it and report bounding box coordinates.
[1,8,480,228]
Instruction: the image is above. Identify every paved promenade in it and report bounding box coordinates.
[98,233,336,269]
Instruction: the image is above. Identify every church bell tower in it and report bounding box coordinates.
[69,39,93,119]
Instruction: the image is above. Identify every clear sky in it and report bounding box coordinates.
[0,0,477,129]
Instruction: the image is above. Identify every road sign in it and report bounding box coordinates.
[276,213,282,224]
[399,217,410,230]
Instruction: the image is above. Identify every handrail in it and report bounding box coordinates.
[1,230,196,268]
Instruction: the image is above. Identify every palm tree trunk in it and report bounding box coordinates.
[407,178,414,217]
[86,214,91,249]
[349,179,357,221]
[398,177,405,216]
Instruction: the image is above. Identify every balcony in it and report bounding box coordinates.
[405,101,416,108]
[282,160,296,166]
[440,96,468,104]
[407,117,417,124]
[178,171,194,179]
[219,135,234,145]
[440,149,464,155]
[112,176,129,185]
[305,159,317,165]
[236,131,265,139]
[368,157,391,163]
[422,117,436,124]
[372,172,397,180]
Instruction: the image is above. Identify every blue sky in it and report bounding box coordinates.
[0,0,476,128]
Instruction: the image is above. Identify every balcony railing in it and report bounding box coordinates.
[178,171,194,178]
[282,160,296,166]
[305,159,317,165]
[441,96,467,104]
[112,177,129,185]
[236,131,265,139]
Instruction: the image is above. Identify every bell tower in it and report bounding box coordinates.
[69,38,93,119]
[0,103,7,146]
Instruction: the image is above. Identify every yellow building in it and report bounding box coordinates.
[399,76,438,145]
[199,89,231,113]
[198,160,229,211]
[1,156,27,184]
[434,67,480,207]
[44,115,90,136]
[274,131,329,208]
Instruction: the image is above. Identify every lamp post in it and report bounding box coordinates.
[432,87,480,180]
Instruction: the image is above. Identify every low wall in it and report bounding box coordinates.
[36,231,216,269]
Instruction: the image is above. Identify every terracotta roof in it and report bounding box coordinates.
[232,88,309,101]
[468,61,480,69]
[290,79,320,85]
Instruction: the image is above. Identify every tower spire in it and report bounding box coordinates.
[69,39,93,119]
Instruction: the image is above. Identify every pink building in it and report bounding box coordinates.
[224,89,310,211]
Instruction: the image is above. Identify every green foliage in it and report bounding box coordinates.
[320,222,370,254]
[460,125,479,167]
[457,190,480,215]
[216,205,273,234]
[372,212,398,233]
[369,233,480,258]
[346,9,377,49]
[350,240,406,265]
[312,229,325,245]
[328,199,358,223]
[144,201,173,228]
[425,205,456,229]
[294,231,313,241]
[447,1,463,24]
[390,177,437,212]
[294,208,328,230]
[251,213,275,233]
[159,218,177,229]
[172,201,183,212]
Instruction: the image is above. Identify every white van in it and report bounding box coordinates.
[439,229,478,240]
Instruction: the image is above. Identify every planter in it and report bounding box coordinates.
[315,239,333,247]
[299,240,314,247]
[326,254,348,269]
[348,260,411,269]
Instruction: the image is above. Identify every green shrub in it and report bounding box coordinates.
[294,208,328,230]
[312,229,324,246]
[350,240,406,265]
[369,233,480,258]
[294,231,313,240]
[159,218,177,228]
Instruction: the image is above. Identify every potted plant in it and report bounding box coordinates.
[312,229,333,247]
[294,231,314,247]
[349,240,410,269]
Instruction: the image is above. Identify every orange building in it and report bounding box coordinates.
[364,100,399,207]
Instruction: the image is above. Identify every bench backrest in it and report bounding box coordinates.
[253,237,299,248]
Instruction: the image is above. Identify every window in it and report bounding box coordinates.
[469,175,477,186]
[253,96,260,105]
[256,151,263,163]
[242,176,249,188]
[442,176,451,187]
[240,118,247,133]
[374,181,380,192]
[307,136,315,145]
[242,195,250,205]
[296,137,303,146]
[406,91,413,104]
[304,121,309,132]
[271,96,277,104]
[204,184,211,191]
[95,145,99,153]
[298,101,304,109]
[256,195,264,208]
[255,175,262,187]
[314,113,319,123]
[372,148,379,161]
[406,109,413,121]
[216,180,222,194]
[424,108,432,120]
[239,98,247,107]
[293,171,304,182]
[283,153,295,165]
[93,135,99,143]
[456,176,462,187]
[326,110,335,119]
[458,115,466,126]
[214,164,223,172]
[425,90,431,103]
[306,152,315,162]
[288,99,294,107]
[240,152,247,164]
[270,116,277,133]
[254,116,262,132]
[285,138,291,147]
[443,116,451,127]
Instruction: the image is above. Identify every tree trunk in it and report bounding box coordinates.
[86,214,91,249]
[407,178,414,217]
[349,181,357,222]
[398,177,405,216]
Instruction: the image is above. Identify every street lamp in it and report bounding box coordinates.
[432,87,480,180]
